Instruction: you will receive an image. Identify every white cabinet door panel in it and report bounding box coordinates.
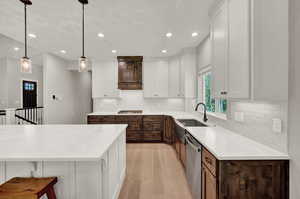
[76,162,102,199]
[144,60,168,98]
[211,2,228,98]
[168,57,181,98]
[43,162,75,199]
[228,0,250,98]
[92,61,119,98]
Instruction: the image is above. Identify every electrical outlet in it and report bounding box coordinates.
[234,112,244,122]
[272,118,282,133]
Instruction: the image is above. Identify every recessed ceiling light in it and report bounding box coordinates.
[166,32,172,38]
[14,47,20,51]
[112,50,117,54]
[192,32,199,37]
[162,50,167,53]
[98,33,104,38]
[60,50,66,54]
[28,33,37,38]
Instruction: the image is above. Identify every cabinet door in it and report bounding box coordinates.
[144,61,157,97]
[92,61,119,98]
[228,0,250,99]
[211,1,228,98]
[156,61,169,97]
[168,57,181,98]
[144,61,168,98]
[202,165,217,199]
[180,142,186,168]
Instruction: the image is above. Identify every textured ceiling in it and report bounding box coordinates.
[0,0,215,61]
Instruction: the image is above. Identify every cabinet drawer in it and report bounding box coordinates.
[126,131,143,142]
[143,131,162,141]
[143,121,162,131]
[116,116,142,130]
[143,115,164,122]
[88,116,116,123]
[202,148,217,176]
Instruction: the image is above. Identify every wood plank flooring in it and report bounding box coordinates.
[118,143,192,199]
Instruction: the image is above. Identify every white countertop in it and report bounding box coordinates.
[89,111,289,160]
[0,124,127,161]
[186,127,289,160]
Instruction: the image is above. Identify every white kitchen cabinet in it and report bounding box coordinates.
[144,60,169,98]
[210,0,288,101]
[197,36,211,70]
[211,1,228,98]
[251,0,288,101]
[180,48,197,98]
[227,0,250,99]
[168,57,184,98]
[92,61,120,98]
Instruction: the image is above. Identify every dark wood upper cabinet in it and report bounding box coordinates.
[118,56,143,90]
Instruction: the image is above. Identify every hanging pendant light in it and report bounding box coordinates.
[78,0,89,72]
[19,0,32,73]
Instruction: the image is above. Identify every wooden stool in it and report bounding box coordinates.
[0,177,57,199]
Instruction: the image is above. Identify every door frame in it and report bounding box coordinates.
[20,79,39,108]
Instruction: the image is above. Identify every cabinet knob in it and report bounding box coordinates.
[220,91,228,95]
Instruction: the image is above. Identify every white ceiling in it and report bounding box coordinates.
[0,0,215,61]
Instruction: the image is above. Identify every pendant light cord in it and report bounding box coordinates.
[24,3,28,58]
[82,3,85,57]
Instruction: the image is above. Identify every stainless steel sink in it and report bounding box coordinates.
[177,119,207,127]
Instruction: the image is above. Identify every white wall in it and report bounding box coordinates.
[0,58,8,109]
[43,54,92,124]
[0,57,43,109]
[289,0,300,198]
[93,90,185,112]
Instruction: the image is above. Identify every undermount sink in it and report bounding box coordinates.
[177,119,208,127]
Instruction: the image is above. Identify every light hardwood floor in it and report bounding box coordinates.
[118,143,192,199]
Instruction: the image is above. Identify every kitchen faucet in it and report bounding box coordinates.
[195,102,208,122]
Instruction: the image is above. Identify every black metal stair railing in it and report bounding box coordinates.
[0,110,6,125]
[15,107,44,125]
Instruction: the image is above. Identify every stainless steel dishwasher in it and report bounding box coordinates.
[185,132,202,199]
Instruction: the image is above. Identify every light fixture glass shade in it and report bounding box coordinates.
[20,57,32,73]
[79,56,88,72]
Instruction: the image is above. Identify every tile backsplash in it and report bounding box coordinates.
[93,90,185,112]
[94,93,288,153]
[191,100,288,153]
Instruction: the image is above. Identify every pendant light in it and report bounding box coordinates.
[20,0,32,73]
[78,0,89,72]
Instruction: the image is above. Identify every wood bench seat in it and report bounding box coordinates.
[0,177,57,199]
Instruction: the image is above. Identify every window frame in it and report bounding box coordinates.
[197,67,228,120]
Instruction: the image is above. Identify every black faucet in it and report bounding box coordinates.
[195,102,208,123]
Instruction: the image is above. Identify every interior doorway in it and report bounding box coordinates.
[22,80,37,108]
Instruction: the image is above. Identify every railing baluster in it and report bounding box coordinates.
[14,107,44,125]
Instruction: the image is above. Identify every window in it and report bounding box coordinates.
[198,69,227,117]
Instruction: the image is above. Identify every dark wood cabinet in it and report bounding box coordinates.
[87,115,115,124]
[163,116,174,144]
[201,148,289,199]
[88,115,164,142]
[115,115,143,130]
[143,116,164,142]
[180,141,186,168]
[118,56,143,90]
[219,160,289,199]
[202,165,217,199]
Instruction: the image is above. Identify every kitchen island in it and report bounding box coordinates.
[0,124,127,199]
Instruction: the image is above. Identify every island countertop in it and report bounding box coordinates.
[0,124,127,161]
